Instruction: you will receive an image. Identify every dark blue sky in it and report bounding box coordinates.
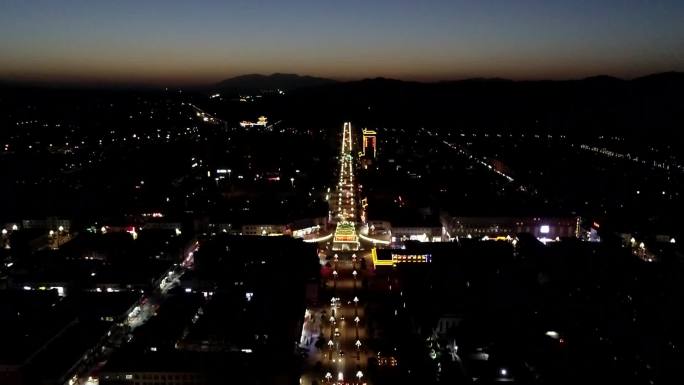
[1,0,683,84]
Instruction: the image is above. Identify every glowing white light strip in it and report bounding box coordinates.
[358,233,390,245]
[302,233,333,243]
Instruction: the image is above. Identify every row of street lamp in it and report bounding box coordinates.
[324,253,365,384]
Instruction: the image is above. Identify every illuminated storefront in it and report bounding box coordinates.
[371,247,432,268]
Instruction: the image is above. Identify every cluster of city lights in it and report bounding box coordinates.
[580,144,683,173]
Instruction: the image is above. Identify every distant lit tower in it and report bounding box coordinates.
[362,129,377,158]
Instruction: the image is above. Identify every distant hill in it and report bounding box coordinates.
[215,73,336,91]
[3,71,683,142]
[231,71,684,143]
[580,75,624,83]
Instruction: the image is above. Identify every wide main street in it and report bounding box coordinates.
[300,123,373,385]
[333,122,360,250]
[300,250,373,385]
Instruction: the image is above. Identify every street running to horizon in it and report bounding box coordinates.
[333,122,360,251]
[299,122,373,385]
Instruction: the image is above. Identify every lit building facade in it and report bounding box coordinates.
[239,116,268,128]
[390,225,445,243]
[241,224,287,236]
[99,371,206,385]
[371,247,432,268]
[362,129,377,158]
[442,216,580,241]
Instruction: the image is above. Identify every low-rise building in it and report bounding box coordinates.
[443,215,579,240]
[240,224,287,236]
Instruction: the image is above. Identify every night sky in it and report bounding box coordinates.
[1,0,683,85]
